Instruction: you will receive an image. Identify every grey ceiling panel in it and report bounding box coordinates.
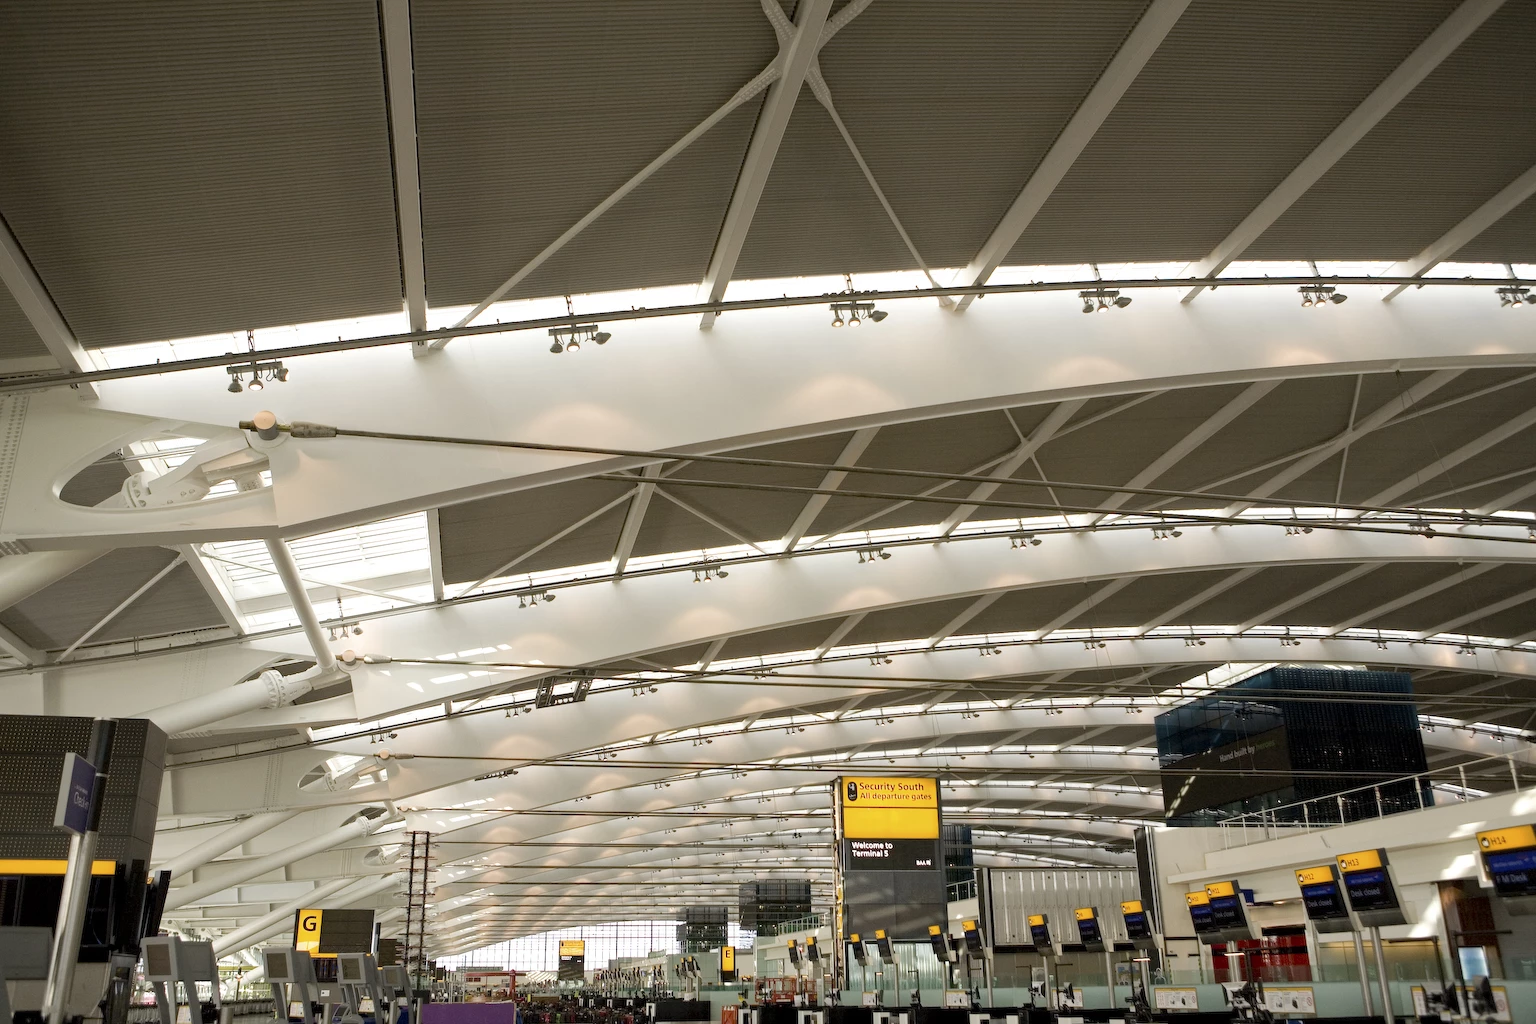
[730,92,928,283]
[802,0,1152,272]
[717,620,850,663]
[0,288,50,364]
[838,597,989,648]
[1280,561,1458,628]
[437,479,635,584]
[1009,0,1460,265]
[0,0,402,347]
[1457,191,1536,264]
[412,0,779,307]
[1058,570,1242,631]
[59,459,130,508]
[0,548,220,650]
[1180,563,1353,625]
[1354,564,1536,635]
[1250,3,1536,261]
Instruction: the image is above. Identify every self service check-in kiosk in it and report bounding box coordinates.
[262,947,319,1024]
[141,936,224,1024]
[336,953,387,1024]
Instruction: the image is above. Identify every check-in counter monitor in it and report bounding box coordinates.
[928,925,951,961]
[1336,848,1407,927]
[1294,864,1354,933]
[1120,900,1155,948]
[873,930,894,964]
[1026,915,1059,956]
[1478,824,1536,914]
[1072,907,1104,952]
[849,934,868,966]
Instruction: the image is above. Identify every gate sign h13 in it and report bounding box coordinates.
[53,752,97,835]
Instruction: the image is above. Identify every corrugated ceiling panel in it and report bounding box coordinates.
[0,1,402,347]
[1009,0,1461,265]
[716,619,847,662]
[0,548,221,650]
[0,289,50,363]
[412,0,779,306]
[59,460,130,508]
[793,0,1151,272]
[1457,191,1536,264]
[437,479,635,585]
[1057,570,1239,631]
[1354,563,1536,634]
[1250,3,1536,260]
[1180,562,1349,625]
[838,597,986,648]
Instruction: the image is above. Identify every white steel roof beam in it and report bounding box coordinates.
[381,0,429,342]
[952,0,1191,311]
[1182,0,1503,301]
[938,399,1085,536]
[613,465,662,576]
[783,427,878,552]
[1087,381,1279,523]
[1385,163,1536,300]
[178,545,248,636]
[697,0,836,329]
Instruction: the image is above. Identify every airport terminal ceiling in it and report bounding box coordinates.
[1,0,1536,960]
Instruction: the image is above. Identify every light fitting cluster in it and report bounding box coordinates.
[692,561,729,582]
[1496,285,1532,308]
[868,652,894,666]
[327,622,363,641]
[547,324,611,353]
[226,359,288,393]
[1284,524,1314,536]
[829,300,888,327]
[856,545,891,563]
[1010,532,1042,548]
[1079,288,1131,313]
[517,590,556,608]
[978,642,1003,657]
[1298,283,1347,307]
[1151,525,1182,540]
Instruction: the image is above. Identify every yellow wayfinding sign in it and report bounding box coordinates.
[1337,849,1383,872]
[721,946,735,973]
[1478,825,1536,851]
[295,909,323,955]
[1296,865,1334,887]
[559,940,585,957]
[840,777,939,839]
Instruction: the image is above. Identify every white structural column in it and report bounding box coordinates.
[697,0,835,329]
[1087,381,1280,523]
[381,0,429,341]
[1384,163,1536,300]
[952,0,1190,311]
[264,538,338,675]
[144,669,319,737]
[1182,0,1503,301]
[208,876,355,955]
[163,812,394,911]
[155,810,299,879]
[782,427,879,551]
[0,215,98,396]
[938,399,1084,535]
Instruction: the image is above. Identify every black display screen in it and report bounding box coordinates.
[1300,881,1350,921]
[1123,911,1152,941]
[1485,848,1536,897]
[1342,869,1399,912]
[1161,726,1292,819]
[1208,894,1246,931]
[1029,923,1052,947]
[317,909,375,954]
[842,839,939,870]
[1188,902,1218,934]
[1075,917,1102,946]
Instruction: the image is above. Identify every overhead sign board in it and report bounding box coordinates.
[558,939,585,980]
[721,946,735,979]
[295,909,323,956]
[1478,825,1536,898]
[840,777,940,839]
[53,753,97,835]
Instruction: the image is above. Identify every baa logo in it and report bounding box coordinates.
[846,781,859,802]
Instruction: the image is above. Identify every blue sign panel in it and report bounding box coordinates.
[53,752,97,835]
[1486,848,1536,897]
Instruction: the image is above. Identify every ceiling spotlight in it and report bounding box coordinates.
[594,331,611,345]
[856,546,890,563]
[1078,288,1129,312]
[549,339,564,354]
[1298,283,1346,307]
[1010,532,1041,549]
[227,377,243,393]
[547,324,611,353]
[1151,526,1181,540]
[248,374,264,392]
[1497,285,1532,308]
[830,300,886,327]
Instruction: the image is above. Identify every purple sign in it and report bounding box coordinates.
[53,752,97,835]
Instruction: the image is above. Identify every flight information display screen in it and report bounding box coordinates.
[1075,916,1102,946]
[1301,880,1350,921]
[1342,868,1400,912]
[1485,848,1536,897]
[1208,893,1247,931]
[1028,922,1052,948]
[1188,901,1217,934]
[1123,910,1153,941]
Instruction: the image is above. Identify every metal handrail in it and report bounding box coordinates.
[1217,751,1530,847]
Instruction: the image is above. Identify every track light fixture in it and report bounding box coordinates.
[1151,525,1182,540]
[1458,642,1478,656]
[1298,283,1347,307]
[1279,632,1302,647]
[547,296,612,352]
[1183,636,1206,647]
[517,589,556,609]
[692,560,729,582]
[1078,288,1131,313]
[978,641,1003,657]
[869,652,894,666]
[856,545,891,563]
[1497,286,1531,308]
[1010,532,1042,548]
[1083,639,1107,650]
[1284,524,1313,536]
[226,360,287,393]
[829,300,887,327]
